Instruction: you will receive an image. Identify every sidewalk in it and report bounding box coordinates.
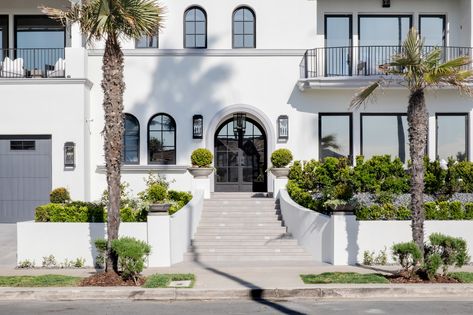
[2,262,473,301]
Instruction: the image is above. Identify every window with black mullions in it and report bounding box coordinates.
[233,7,255,48]
[148,114,176,165]
[123,114,140,164]
[184,7,207,48]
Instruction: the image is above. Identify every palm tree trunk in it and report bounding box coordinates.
[102,33,125,273]
[407,89,428,257]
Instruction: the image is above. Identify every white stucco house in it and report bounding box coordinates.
[1,0,473,223]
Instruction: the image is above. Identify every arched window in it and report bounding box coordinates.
[233,7,256,48]
[148,114,176,164]
[123,114,140,164]
[184,6,207,48]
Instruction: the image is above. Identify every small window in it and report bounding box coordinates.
[319,114,352,161]
[361,114,409,163]
[233,7,256,48]
[136,32,159,48]
[10,140,35,150]
[123,114,140,164]
[436,114,468,161]
[148,114,176,164]
[419,15,446,47]
[184,7,207,49]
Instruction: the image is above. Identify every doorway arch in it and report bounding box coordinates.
[214,117,267,192]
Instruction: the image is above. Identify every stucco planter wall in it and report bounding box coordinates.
[279,189,473,265]
[17,190,204,268]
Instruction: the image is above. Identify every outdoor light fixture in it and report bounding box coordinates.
[193,114,203,139]
[382,0,391,8]
[278,115,289,140]
[64,142,75,168]
[233,113,247,134]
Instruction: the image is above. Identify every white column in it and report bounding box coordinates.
[428,113,437,161]
[192,177,211,199]
[273,177,288,199]
[70,23,83,48]
[147,214,171,267]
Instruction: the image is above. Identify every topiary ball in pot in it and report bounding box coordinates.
[271,148,293,168]
[147,183,168,204]
[191,148,213,167]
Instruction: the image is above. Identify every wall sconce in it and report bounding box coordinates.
[193,114,203,139]
[278,115,289,140]
[382,0,391,8]
[233,113,247,134]
[64,142,75,168]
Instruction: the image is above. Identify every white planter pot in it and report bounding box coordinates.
[187,167,214,179]
[270,167,290,179]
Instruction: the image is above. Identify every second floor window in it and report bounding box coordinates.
[184,7,207,48]
[233,7,256,48]
[136,32,159,48]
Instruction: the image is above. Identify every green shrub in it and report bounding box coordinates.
[271,148,293,168]
[426,233,470,276]
[35,202,105,223]
[465,203,473,220]
[356,204,411,221]
[392,242,422,274]
[168,190,193,215]
[146,183,168,203]
[287,180,322,211]
[120,207,147,223]
[111,237,151,283]
[191,148,213,167]
[49,187,71,204]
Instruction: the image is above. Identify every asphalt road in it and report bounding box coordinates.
[1,299,473,315]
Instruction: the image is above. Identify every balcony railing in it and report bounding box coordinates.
[300,46,473,79]
[0,48,65,78]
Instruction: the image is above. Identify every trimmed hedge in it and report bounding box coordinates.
[356,201,473,221]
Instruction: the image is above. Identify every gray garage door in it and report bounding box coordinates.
[0,136,52,222]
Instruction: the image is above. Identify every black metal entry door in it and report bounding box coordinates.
[214,118,267,192]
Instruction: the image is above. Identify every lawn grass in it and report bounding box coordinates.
[301,272,389,284]
[143,273,195,288]
[448,272,473,283]
[0,275,82,287]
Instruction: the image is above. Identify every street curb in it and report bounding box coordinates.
[2,285,473,301]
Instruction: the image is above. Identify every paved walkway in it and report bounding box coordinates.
[0,224,16,267]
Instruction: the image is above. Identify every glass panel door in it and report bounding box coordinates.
[325,15,352,76]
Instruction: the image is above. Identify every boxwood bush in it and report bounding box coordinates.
[191,148,213,167]
[271,148,293,168]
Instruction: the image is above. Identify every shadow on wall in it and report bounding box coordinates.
[128,36,232,163]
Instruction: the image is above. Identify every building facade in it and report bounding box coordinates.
[1,0,473,222]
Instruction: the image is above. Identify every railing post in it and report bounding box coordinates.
[304,51,308,79]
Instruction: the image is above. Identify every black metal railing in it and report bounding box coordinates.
[0,48,65,78]
[300,46,473,79]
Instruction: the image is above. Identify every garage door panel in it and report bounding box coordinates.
[0,137,51,223]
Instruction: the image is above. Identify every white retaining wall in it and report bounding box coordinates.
[279,189,473,265]
[17,190,204,267]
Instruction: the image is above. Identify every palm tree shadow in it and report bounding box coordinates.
[195,261,306,315]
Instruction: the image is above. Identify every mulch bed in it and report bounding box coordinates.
[386,271,459,284]
[79,272,145,287]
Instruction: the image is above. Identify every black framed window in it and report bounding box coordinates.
[10,140,35,151]
[419,15,446,47]
[136,32,159,48]
[361,114,409,163]
[233,7,256,48]
[0,15,8,57]
[325,15,352,76]
[123,114,140,164]
[436,114,469,161]
[148,114,176,164]
[359,15,411,46]
[319,114,353,161]
[15,15,65,49]
[184,7,207,48]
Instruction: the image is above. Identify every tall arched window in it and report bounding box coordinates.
[123,114,140,164]
[148,114,176,164]
[233,7,256,48]
[184,6,207,48]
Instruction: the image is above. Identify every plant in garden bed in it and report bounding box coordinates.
[49,187,71,204]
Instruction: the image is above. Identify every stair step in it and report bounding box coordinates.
[192,234,292,241]
[191,240,299,246]
[198,223,283,229]
[196,227,286,233]
[184,254,312,262]
[199,217,281,223]
[190,246,306,253]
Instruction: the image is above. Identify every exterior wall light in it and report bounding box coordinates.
[64,142,75,168]
[382,0,391,8]
[277,115,289,140]
[193,114,203,139]
[233,113,247,134]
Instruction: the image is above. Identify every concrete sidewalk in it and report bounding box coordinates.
[2,262,473,301]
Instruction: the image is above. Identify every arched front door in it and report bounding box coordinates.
[214,117,267,192]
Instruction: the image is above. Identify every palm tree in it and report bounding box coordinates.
[42,0,163,273]
[351,28,472,257]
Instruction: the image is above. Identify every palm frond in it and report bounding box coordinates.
[350,80,383,109]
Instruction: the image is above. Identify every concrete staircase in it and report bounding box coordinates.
[184,192,313,262]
